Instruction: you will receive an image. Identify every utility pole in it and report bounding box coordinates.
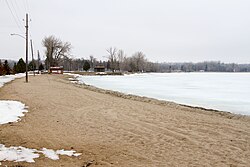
[37,50,40,72]
[30,39,35,76]
[25,13,29,82]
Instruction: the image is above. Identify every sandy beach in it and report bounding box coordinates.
[0,74,249,167]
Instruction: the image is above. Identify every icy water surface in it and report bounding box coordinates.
[77,73,250,115]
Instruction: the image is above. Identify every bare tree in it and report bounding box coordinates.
[42,35,72,68]
[122,57,132,72]
[106,47,117,72]
[132,51,147,72]
[89,55,94,70]
[117,49,126,71]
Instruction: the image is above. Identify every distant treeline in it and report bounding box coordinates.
[1,57,250,75]
[155,61,250,72]
[58,57,250,73]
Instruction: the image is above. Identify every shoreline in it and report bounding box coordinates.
[66,75,250,122]
[0,74,249,166]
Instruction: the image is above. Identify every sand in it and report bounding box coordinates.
[0,74,249,167]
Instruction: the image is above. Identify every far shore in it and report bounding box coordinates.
[67,71,250,77]
[70,71,124,76]
[0,74,249,166]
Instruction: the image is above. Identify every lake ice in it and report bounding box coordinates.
[77,73,250,115]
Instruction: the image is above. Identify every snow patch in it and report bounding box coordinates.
[0,144,81,163]
[0,74,25,88]
[64,73,82,84]
[0,101,28,125]
[56,149,81,157]
[0,144,39,163]
[40,148,59,160]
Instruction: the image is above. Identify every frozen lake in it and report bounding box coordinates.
[77,73,250,115]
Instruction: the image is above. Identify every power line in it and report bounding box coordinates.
[9,0,17,13]
[5,0,23,32]
[9,0,24,30]
[21,0,27,13]
[13,0,23,16]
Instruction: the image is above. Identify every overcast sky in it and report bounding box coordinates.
[0,0,250,63]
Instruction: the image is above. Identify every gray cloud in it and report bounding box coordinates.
[1,0,250,63]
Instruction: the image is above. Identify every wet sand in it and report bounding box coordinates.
[0,74,249,167]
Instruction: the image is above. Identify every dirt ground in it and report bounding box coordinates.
[0,74,249,167]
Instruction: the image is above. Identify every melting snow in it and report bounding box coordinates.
[40,148,59,160]
[0,74,25,88]
[0,145,39,163]
[0,144,81,163]
[0,100,28,125]
[65,73,81,84]
[56,149,80,156]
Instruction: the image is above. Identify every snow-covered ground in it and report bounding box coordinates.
[0,74,25,88]
[74,73,250,115]
[0,101,28,125]
[65,73,82,84]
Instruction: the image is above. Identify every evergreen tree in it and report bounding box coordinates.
[3,60,11,75]
[16,58,26,73]
[28,61,36,71]
[13,63,17,74]
[83,61,90,71]
[0,60,3,76]
[39,63,44,71]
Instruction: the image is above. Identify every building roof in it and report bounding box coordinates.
[50,66,64,70]
[94,65,105,69]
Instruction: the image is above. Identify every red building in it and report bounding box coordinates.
[49,66,64,74]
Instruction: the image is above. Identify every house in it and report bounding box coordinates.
[94,65,105,72]
[49,66,64,74]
